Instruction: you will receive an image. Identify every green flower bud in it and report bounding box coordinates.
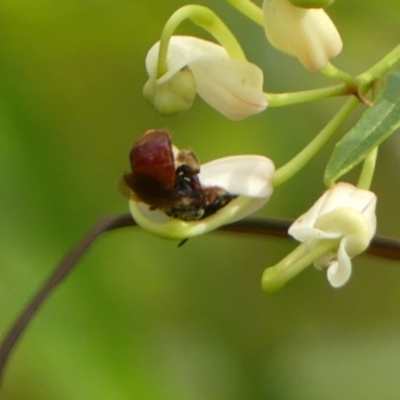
[143,67,197,117]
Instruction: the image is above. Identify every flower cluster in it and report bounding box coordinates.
[123,1,381,291]
[143,1,342,120]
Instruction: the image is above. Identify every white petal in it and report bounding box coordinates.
[190,58,267,120]
[199,155,275,198]
[327,240,352,288]
[289,183,377,242]
[145,36,229,82]
[339,211,375,258]
[129,196,269,240]
[290,225,341,242]
[128,155,275,239]
[289,193,330,241]
[313,251,336,270]
[288,188,337,241]
[263,0,342,71]
[318,182,377,215]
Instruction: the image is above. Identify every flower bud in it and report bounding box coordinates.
[289,182,377,287]
[262,183,377,292]
[143,67,197,117]
[145,36,267,120]
[263,0,342,71]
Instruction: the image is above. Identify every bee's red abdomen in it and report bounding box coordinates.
[129,130,176,188]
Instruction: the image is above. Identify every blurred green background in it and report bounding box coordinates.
[1,0,400,399]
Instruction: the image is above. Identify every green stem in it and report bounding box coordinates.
[157,5,246,77]
[226,0,264,26]
[357,147,378,190]
[272,96,360,187]
[356,61,383,191]
[358,44,400,85]
[262,239,339,292]
[266,83,349,107]
[321,63,358,86]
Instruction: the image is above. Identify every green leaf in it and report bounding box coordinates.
[324,64,400,186]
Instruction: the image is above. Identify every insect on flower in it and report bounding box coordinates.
[122,130,237,221]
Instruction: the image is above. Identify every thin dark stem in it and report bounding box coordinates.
[0,214,135,384]
[0,213,399,386]
[220,217,400,260]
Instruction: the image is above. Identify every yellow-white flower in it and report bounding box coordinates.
[129,154,275,240]
[289,182,377,287]
[262,0,342,71]
[144,36,267,120]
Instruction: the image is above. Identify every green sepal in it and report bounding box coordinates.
[324,64,400,186]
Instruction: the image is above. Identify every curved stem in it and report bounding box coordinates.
[226,0,264,25]
[1,213,399,386]
[266,83,350,107]
[0,214,135,385]
[157,5,246,77]
[272,95,359,187]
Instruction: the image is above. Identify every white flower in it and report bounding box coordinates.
[144,36,267,120]
[289,182,377,287]
[262,0,343,71]
[129,154,275,240]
